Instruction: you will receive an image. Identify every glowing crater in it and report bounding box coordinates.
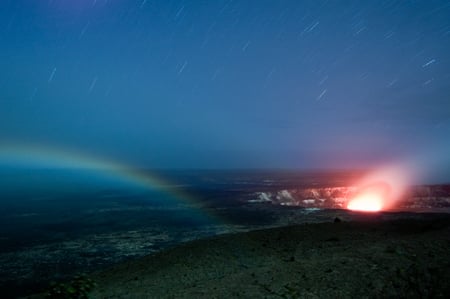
[345,163,412,212]
[347,193,383,212]
[346,181,392,212]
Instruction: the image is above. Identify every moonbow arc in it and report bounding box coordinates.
[0,144,218,221]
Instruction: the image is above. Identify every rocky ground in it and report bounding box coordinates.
[252,184,450,212]
[7,181,450,298]
[28,212,450,298]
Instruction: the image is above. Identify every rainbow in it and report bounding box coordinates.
[0,143,218,222]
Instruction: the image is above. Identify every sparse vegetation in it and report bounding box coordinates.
[45,274,96,299]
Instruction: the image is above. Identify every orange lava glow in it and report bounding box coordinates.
[347,193,383,212]
[346,180,393,212]
[345,163,413,212]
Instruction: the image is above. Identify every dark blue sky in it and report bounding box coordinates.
[1,0,450,169]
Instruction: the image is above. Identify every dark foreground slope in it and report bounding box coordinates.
[77,214,450,298]
[25,213,450,298]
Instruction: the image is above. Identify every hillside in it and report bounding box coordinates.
[82,213,450,298]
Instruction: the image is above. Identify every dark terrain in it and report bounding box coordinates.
[50,213,450,298]
[1,170,449,298]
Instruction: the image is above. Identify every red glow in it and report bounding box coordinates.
[347,193,382,212]
[346,181,391,212]
[346,163,412,212]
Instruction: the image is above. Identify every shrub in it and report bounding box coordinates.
[45,274,96,299]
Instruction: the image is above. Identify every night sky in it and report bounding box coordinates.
[1,0,450,171]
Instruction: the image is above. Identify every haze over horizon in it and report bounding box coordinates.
[1,1,450,176]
